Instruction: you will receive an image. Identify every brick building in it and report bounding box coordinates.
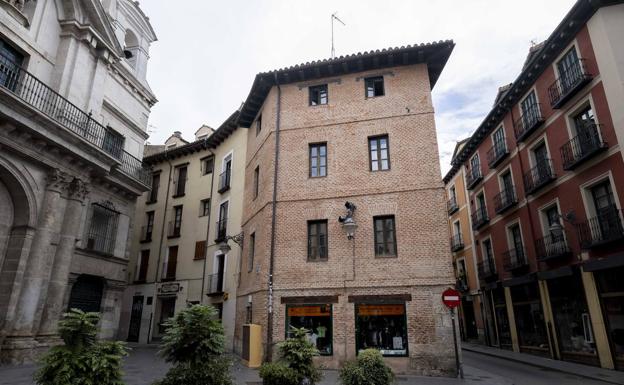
[234,42,457,375]
[444,0,624,371]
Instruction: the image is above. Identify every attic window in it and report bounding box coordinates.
[124,50,133,59]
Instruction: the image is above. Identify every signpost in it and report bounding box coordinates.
[442,288,464,379]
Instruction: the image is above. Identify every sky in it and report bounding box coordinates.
[139,0,577,176]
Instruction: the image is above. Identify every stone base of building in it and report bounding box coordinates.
[0,335,63,365]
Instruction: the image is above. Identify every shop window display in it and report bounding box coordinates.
[596,266,624,370]
[510,283,549,355]
[547,272,598,366]
[355,303,408,357]
[286,304,333,355]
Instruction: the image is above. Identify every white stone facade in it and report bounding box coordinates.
[0,0,156,363]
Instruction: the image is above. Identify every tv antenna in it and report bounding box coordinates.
[331,12,346,58]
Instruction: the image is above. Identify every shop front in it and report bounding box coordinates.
[285,304,333,355]
[594,265,624,370]
[354,303,408,357]
[510,281,550,357]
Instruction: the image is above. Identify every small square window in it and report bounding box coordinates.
[309,84,328,106]
[365,76,384,98]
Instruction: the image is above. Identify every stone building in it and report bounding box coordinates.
[444,0,624,371]
[117,112,248,349]
[0,0,155,362]
[234,42,457,375]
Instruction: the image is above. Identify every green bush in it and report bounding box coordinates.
[154,304,232,385]
[259,326,322,385]
[34,309,128,385]
[339,349,394,385]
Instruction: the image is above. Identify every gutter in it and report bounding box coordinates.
[266,74,282,362]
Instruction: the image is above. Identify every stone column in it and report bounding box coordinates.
[538,280,560,360]
[10,169,69,336]
[37,178,89,339]
[504,287,520,352]
[581,268,614,369]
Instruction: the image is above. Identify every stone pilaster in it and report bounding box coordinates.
[37,177,89,339]
[9,169,69,336]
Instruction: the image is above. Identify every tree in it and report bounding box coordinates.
[154,304,232,385]
[34,309,128,385]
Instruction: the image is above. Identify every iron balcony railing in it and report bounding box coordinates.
[447,197,459,215]
[560,123,607,170]
[493,186,518,214]
[215,218,228,242]
[513,103,544,142]
[206,273,224,295]
[450,233,464,252]
[119,151,152,186]
[456,276,469,292]
[487,140,509,168]
[578,208,624,249]
[535,233,571,262]
[168,221,181,238]
[548,58,592,108]
[503,247,529,272]
[471,206,489,230]
[523,159,555,195]
[218,169,231,193]
[465,165,483,190]
[478,259,497,281]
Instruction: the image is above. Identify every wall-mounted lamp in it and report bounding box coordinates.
[339,201,358,240]
[548,210,575,238]
[217,232,244,254]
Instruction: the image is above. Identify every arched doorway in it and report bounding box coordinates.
[67,275,105,313]
[0,177,14,271]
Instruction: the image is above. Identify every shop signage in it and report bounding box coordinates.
[159,283,180,294]
[287,305,330,317]
[442,288,461,309]
[357,304,405,316]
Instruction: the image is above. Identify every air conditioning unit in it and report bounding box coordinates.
[241,324,262,368]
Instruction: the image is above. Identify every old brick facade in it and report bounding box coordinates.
[234,43,458,375]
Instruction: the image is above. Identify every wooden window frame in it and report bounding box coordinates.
[373,215,397,257]
[368,135,391,171]
[309,142,327,178]
[307,220,328,262]
[309,84,328,106]
[365,76,385,98]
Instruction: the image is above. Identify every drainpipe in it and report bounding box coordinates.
[267,74,282,362]
[200,147,216,301]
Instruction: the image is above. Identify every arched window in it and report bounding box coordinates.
[123,29,139,68]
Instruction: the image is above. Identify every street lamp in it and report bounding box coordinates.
[218,232,244,254]
[339,201,357,240]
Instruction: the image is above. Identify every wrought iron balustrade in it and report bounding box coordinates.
[523,159,555,195]
[471,206,489,230]
[560,124,607,170]
[535,233,571,261]
[450,233,464,252]
[578,208,624,249]
[493,186,518,214]
[548,58,592,108]
[513,103,544,142]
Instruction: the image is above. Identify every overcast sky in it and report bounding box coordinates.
[140,0,576,175]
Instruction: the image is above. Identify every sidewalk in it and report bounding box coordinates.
[463,342,624,385]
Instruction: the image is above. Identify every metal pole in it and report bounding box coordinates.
[451,308,464,379]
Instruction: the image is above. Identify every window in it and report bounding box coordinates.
[248,232,255,272]
[174,166,187,197]
[216,201,228,241]
[558,47,580,91]
[521,90,539,120]
[162,246,178,280]
[200,199,210,217]
[253,166,260,199]
[286,304,333,355]
[368,135,390,171]
[309,84,328,106]
[470,154,480,174]
[201,157,214,176]
[256,115,262,136]
[136,249,150,282]
[86,203,119,255]
[147,173,160,203]
[365,76,384,98]
[509,224,524,252]
[453,221,461,237]
[169,205,182,237]
[307,220,328,261]
[373,215,397,257]
[532,141,549,166]
[194,241,206,260]
[219,155,232,193]
[449,186,457,202]
[309,143,327,177]
[483,239,495,271]
[143,211,154,241]
[355,303,407,356]
[0,40,24,90]
[492,126,506,152]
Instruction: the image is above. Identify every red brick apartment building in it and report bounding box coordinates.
[444,0,624,371]
[234,42,458,375]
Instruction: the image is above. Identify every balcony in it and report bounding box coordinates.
[465,166,483,190]
[218,169,231,193]
[493,186,518,214]
[548,58,592,109]
[487,141,509,168]
[450,233,464,252]
[560,124,608,170]
[535,233,571,262]
[140,226,152,243]
[215,218,228,242]
[0,53,152,188]
[503,247,529,272]
[578,208,624,249]
[168,221,181,238]
[523,159,555,195]
[456,276,469,292]
[478,259,498,282]
[471,206,489,230]
[513,104,545,142]
[206,273,224,296]
[447,197,459,215]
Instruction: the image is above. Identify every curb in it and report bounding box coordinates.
[463,346,621,385]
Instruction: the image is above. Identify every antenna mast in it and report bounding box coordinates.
[331,12,345,58]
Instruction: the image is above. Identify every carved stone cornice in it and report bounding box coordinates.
[45,168,71,193]
[68,178,90,202]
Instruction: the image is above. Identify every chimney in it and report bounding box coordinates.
[173,131,182,138]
